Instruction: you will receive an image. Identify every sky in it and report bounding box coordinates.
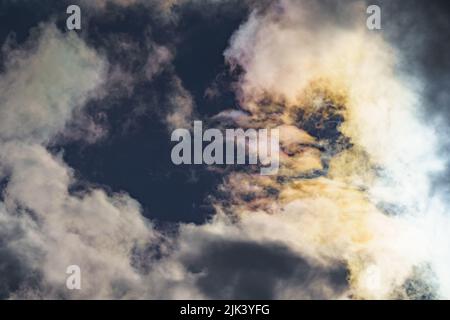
[0,0,450,299]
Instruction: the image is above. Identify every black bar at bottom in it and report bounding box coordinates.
[0,300,445,318]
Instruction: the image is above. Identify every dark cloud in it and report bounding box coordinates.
[181,239,349,299]
[0,216,42,299]
[374,0,450,112]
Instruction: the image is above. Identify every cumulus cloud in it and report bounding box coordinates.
[0,24,106,144]
[0,23,157,299]
[0,143,157,299]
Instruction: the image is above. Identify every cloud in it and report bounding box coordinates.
[145,45,173,81]
[1,0,450,300]
[165,76,195,130]
[0,143,159,298]
[0,23,159,298]
[0,20,247,300]
[219,0,450,299]
[138,212,350,299]
[0,24,106,144]
[167,215,349,299]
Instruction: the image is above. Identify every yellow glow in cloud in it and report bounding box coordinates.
[223,0,447,299]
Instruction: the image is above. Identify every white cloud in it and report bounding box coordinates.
[0,24,158,298]
[220,0,449,299]
[0,24,106,144]
[0,143,157,298]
